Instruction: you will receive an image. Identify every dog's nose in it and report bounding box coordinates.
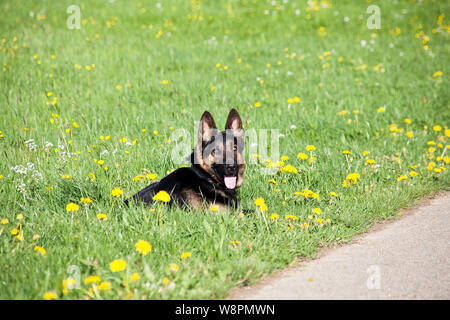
[225,165,236,174]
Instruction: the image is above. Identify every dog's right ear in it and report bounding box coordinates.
[198,111,217,142]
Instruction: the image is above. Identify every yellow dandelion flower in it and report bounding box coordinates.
[297,152,308,160]
[42,291,57,300]
[169,263,179,273]
[33,246,46,255]
[433,125,442,132]
[111,187,123,198]
[346,173,360,183]
[132,175,144,182]
[142,172,157,180]
[80,197,93,204]
[231,240,242,247]
[62,278,76,294]
[396,175,408,181]
[281,164,298,173]
[180,252,191,259]
[130,273,140,282]
[153,190,171,202]
[254,198,265,206]
[98,282,111,290]
[96,213,108,221]
[306,145,316,151]
[110,259,127,272]
[65,203,79,212]
[86,173,96,183]
[135,240,152,255]
[312,208,321,214]
[85,275,101,285]
[270,213,279,221]
[11,227,19,236]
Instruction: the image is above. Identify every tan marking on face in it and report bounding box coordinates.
[195,143,221,183]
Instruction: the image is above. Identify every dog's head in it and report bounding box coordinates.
[192,109,246,190]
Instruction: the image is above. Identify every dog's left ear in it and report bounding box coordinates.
[225,108,244,137]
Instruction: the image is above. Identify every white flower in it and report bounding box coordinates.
[25,139,37,152]
[44,141,54,149]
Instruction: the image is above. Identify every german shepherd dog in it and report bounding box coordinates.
[125,109,246,213]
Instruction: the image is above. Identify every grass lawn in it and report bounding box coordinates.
[0,0,449,299]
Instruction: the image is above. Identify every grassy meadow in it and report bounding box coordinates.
[0,0,449,299]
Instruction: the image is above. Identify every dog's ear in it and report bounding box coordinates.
[198,111,217,142]
[225,108,244,137]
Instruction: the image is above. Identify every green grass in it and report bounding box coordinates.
[0,0,449,299]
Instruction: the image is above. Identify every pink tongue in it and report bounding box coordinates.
[224,176,237,189]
